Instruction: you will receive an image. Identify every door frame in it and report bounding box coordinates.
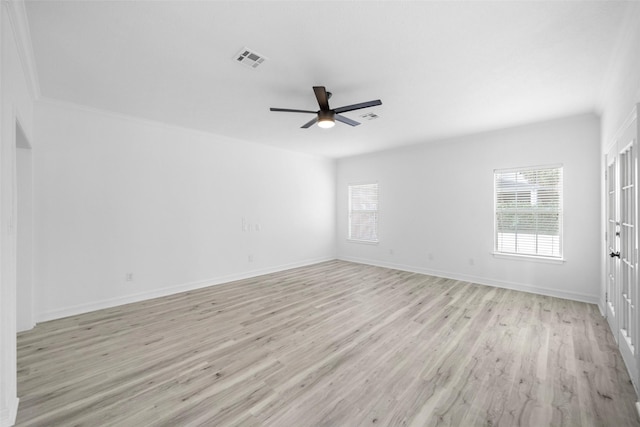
[604,104,639,393]
[606,142,620,340]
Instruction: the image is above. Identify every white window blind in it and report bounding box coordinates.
[349,183,379,242]
[494,166,563,258]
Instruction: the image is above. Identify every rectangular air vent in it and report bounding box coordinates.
[234,47,267,69]
[360,112,379,120]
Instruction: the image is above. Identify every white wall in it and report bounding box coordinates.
[33,100,335,321]
[337,113,601,303]
[1,2,36,426]
[599,3,640,311]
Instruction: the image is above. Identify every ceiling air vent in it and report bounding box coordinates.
[234,47,267,69]
[360,112,379,120]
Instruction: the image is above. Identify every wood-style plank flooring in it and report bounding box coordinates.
[15,260,640,426]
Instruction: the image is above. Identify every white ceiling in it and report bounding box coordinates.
[25,0,630,158]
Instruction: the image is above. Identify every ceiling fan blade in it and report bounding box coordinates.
[335,114,360,127]
[313,86,330,111]
[270,108,317,114]
[334,99,382,114]
[301,117,319,128]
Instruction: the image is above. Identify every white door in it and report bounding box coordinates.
[606,112,639,387]
[606,142,619,339]
[618,120,638,383]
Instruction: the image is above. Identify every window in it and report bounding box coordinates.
[348,183,379,243]
[494,166,563,258]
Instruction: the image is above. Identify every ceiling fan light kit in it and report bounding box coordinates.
[270,86,381,129]
[317,110,336,129]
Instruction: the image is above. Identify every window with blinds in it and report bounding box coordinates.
[494,166,563,258]
[348,183,379,243]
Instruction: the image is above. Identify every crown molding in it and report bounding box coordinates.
[3,0,41,99]
[605,103,638,153]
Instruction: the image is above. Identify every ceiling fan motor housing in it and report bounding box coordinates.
[318,110,335,121]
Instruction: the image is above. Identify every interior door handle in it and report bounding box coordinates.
[610,251,621,258]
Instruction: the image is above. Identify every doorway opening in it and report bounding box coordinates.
[16,120,34,332]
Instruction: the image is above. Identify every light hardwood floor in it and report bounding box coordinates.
[15,260,640,426]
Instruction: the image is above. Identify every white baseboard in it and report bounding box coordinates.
[0,397,19,427]
[338,256,600,305]
[35,255,600,323]
[36,257,334,323]
[16,321,36,334]
[598,301,606,318]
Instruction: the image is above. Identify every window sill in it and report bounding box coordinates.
[492,252,565,264]
[347,239,379,246]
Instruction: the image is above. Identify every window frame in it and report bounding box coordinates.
[348,182,379,244]
[493,164,564,262]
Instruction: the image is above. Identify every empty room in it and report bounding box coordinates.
[2,0,640,426]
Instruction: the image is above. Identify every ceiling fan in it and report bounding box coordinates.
[270,86,382,129]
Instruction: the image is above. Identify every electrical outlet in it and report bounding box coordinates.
[248,255,254,263]
[126,273,134,281]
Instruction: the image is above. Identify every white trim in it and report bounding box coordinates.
[493,165,564,259]
[493,163,564,175]
[598,301,606,318]
[338,255,600,305]
[347,181,379,243]
[346,239,379,246]
[36,256,334,323]
[492,252,565,264]
[3,0,40,99]
[604,106,638,154]
[0,397,19,427]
